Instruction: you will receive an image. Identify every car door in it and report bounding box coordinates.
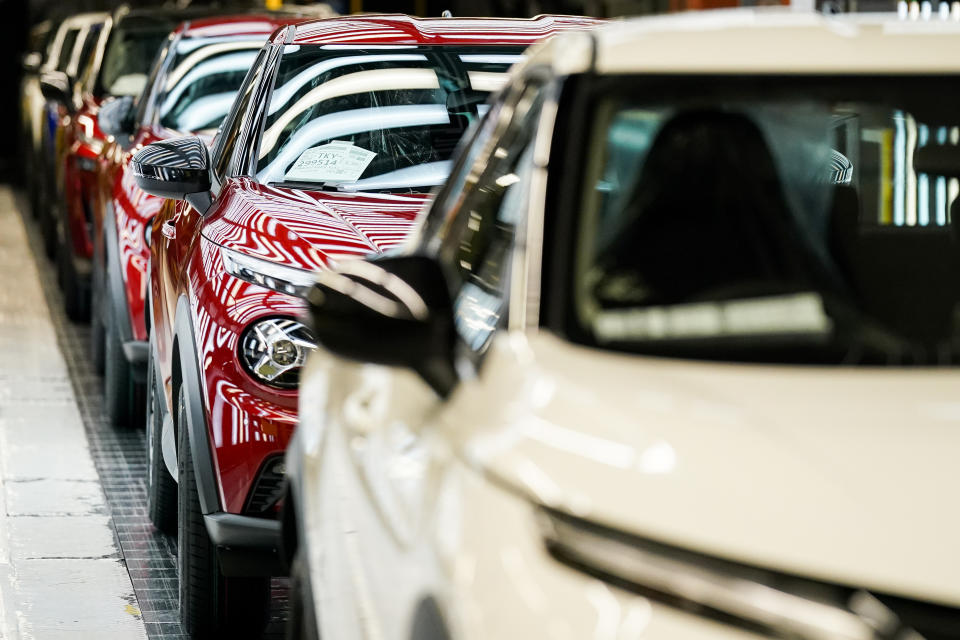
[318,73,553,640]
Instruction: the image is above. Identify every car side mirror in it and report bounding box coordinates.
[39,70,73,110]
[98,96,136,139]
[308,254,458,396]
[131,136,213,213]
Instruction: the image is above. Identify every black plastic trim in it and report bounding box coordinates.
[104,201,134,345]
[205,513,284,577]
[174,297,221,515]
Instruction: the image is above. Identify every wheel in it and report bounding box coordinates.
[287,550,320,640]
[146,337,176,534]
[90,236,106,374]
[103,298,136,427]
[176,385,270,638]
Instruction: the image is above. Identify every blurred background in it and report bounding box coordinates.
[0,0,898,180]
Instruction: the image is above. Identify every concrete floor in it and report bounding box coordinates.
[0,187,147,639]
[0,187,290,639]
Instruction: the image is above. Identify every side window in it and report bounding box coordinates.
[72,24,102,78]
[56,28,80,72]
[436,81,547,355]
[211,47,269,181]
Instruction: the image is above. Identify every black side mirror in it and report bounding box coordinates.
[98,96,136,139]
[308,255,457,396]
[39,70,72,110]
[131,136,213,213]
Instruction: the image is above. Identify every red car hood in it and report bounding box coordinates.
[202,178,429,271]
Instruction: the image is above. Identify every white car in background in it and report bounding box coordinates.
[284,9,960,640]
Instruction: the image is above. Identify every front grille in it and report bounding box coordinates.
[243,456,285,518]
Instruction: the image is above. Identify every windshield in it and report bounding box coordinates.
[573,76,960,366]
[255,44,526,193]
[156,36,264,133]
[98,16,175,98]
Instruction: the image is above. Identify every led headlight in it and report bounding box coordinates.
[239,318,317,388]
[538,508,924,640]
[221,245,317,298]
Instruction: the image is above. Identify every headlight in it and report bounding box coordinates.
[239,318,317,388]
[538,508,920,640]
[221,245,317,298]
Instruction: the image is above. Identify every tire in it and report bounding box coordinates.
[90,237,106,374]
[146,338,176,534]
[59,222,90,322]
[176,385,270,638]
[103,298,136,427]
[41,196,58,259]
[287,550,320,640]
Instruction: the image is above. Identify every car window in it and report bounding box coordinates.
[254,45,525,192]
[56,28,80,72]
[433,80,546,355]
[212,47,269,181]
[97,16,175,98]
[570,75,960,365]
[71,24,103,84]
[158,39,263,134]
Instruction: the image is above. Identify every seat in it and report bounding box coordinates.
[600,109,840,304]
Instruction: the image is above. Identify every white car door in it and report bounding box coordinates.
[317,75,554,640]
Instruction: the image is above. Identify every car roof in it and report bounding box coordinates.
[177,14,305,39]
[279,13,603,47]
[525,8,960,75]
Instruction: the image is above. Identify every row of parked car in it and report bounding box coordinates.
[20,3,960,640]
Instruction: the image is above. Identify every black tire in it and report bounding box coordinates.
[146,339,176,534]
[176,385,270,638]
[41,196,58,259]
[90,237,106,374]
[104,298,136,427]
[287,549,320,640]
[59,222,90,322]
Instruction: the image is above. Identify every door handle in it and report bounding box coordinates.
[161,220,176,240]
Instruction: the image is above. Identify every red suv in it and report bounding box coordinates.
[89,15,302,428]
[132,14,600,636]
[53,8,222,321]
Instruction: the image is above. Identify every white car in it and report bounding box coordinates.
[284,9,960,640]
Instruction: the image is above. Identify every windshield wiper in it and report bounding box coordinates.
[267,180,355,192]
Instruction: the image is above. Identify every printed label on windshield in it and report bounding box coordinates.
[285,141,376,183]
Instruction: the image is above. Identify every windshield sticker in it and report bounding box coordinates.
[593,292,832,343]
[285,141,376,183]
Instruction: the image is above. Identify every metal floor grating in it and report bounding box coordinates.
[16,191,288,640]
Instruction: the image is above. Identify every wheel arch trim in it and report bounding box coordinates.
[173,294,221,515]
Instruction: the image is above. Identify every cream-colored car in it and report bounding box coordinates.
[284,10,960,639]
